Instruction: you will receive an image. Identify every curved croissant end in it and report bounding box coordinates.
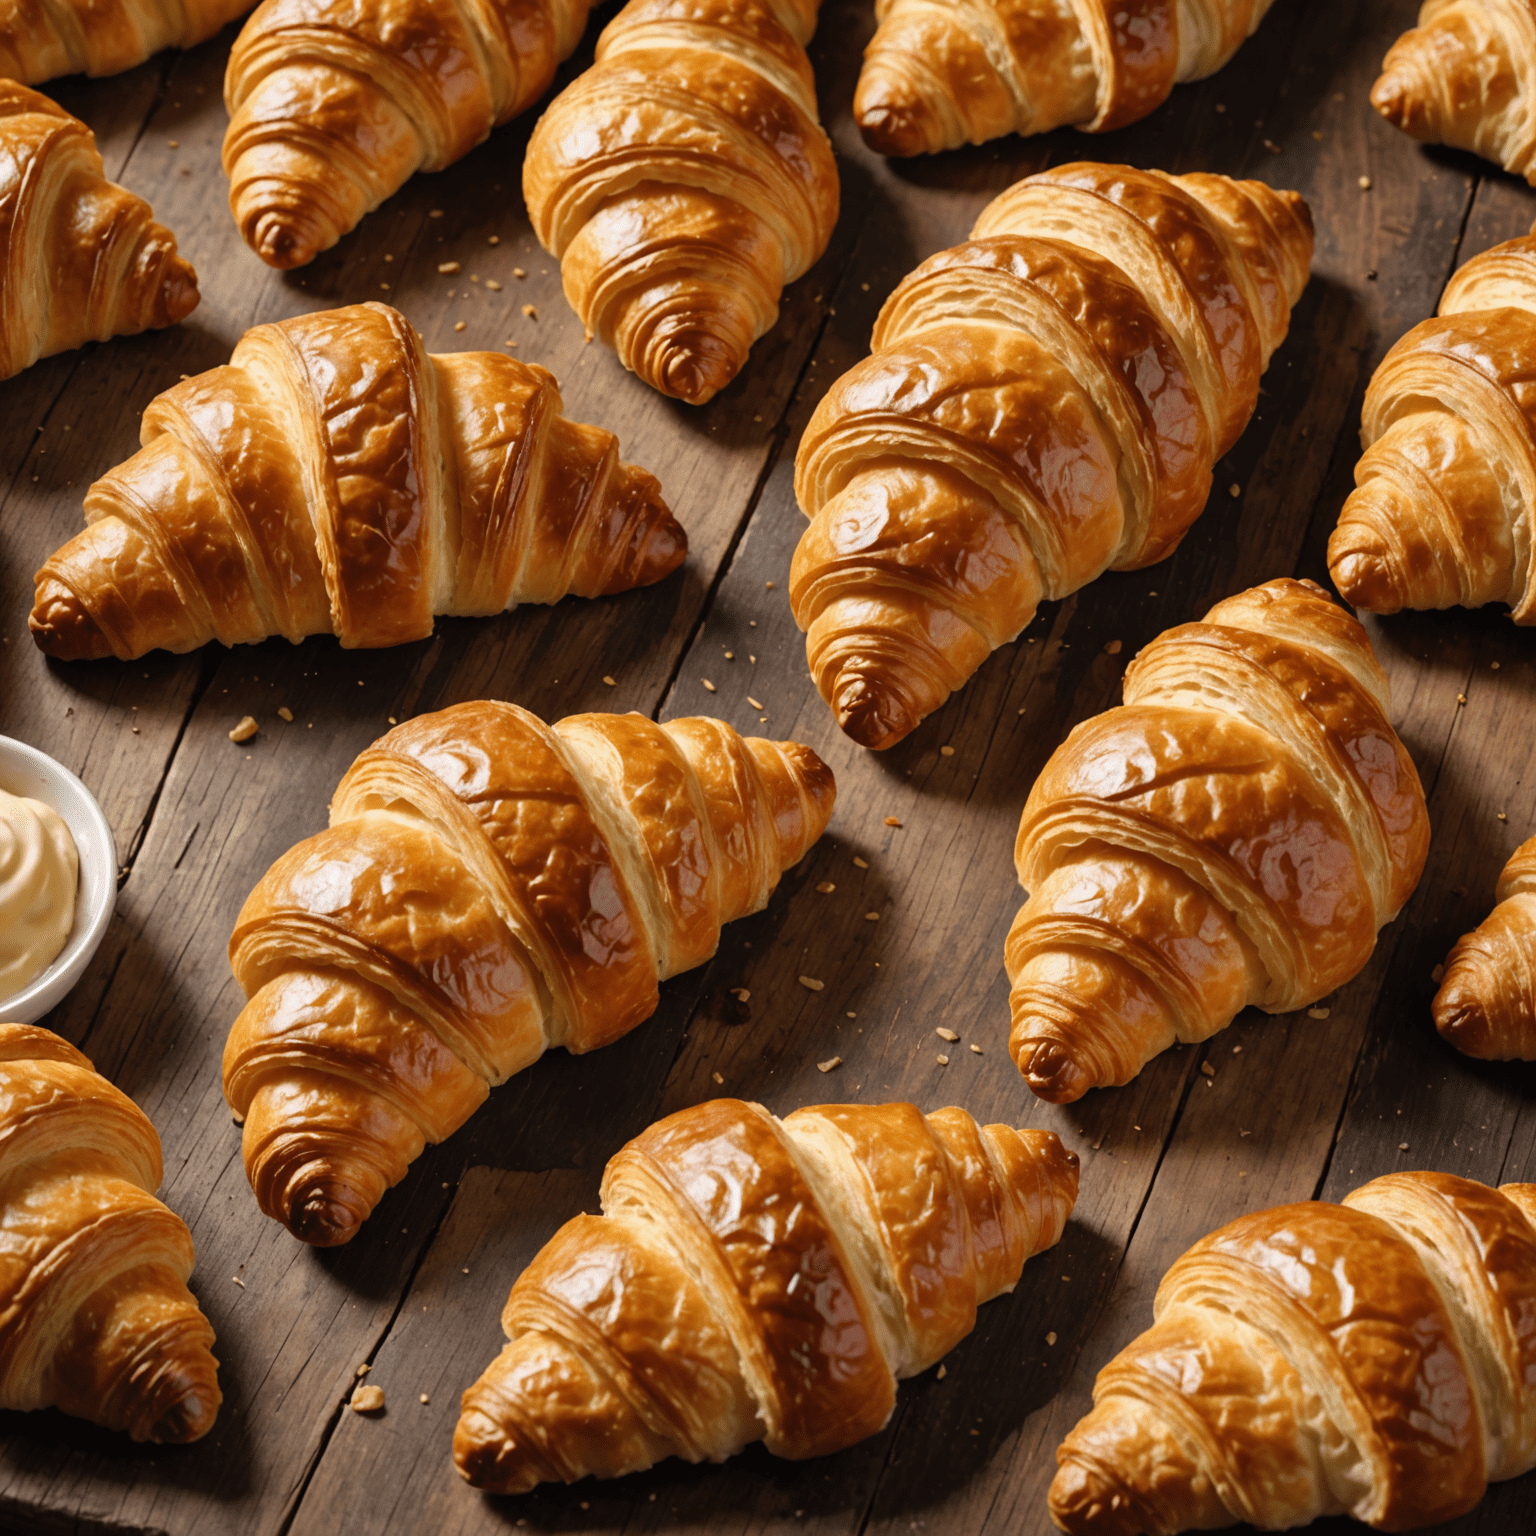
[0,1023,221,1442]
[1434,835,1536,1060]
[0,0,254,84]
[1050,1171,1536,1532]
[223,704,835,1245]
[223,0,593,269]
[1007,578,1428,1102]
[523,0,839,405]
[791,164,1312,750]
[453,1099,1077,1491]
[0,83,198,382]
[1331,233,1536,623]
[29,302,684,661]
[854,0,1278,155]
[1372,2,1536,183]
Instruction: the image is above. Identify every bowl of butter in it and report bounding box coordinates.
[0,736,116,1024]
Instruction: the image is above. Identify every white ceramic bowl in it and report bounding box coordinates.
[0,735,117,1024]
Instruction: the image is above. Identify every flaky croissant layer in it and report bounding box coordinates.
[0,83,198,382]
[224,703,836,1246]
[0,0,254,84]
[224,0,593,268]
[523,0,839,404]
[454,1097,1078,1491]
[1434,834,1536,1059]
[0,1023,220,1442]
[1051,1171,1536,1533]
[29,302,684,661]
[1007,579,1429,1102]
[791,162,1312,750]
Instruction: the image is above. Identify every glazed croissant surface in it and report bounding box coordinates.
[1434,834,1536,1059]
[223,703,835,1247]
[1007,578,1430,1104]
[29,301,684,662]
[0,1022,221,1443]
[0,0,253,83]
[791,162,1312,750]
[1330,233,1536,622]
[856,0,1277,156]
[224,0,593,269]
[1373,1,1536,183]
[454,1096,1078,1491]
[523,0,839,406]
[1050,1170,1536,1533]
[0,82,198,383]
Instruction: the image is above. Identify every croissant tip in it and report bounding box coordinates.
[1326,543,1402,616]
[1014,1037,1093,1105]
[855,104,932,159]
[1047,1459,1146,1536]
[1433,986,1498,1059]
[148,1377,221,1444]
[1369,72,1409,126]
[453,1411,540,1494]
[286,1187,367,1247]
[248,210,318,272]
[28,577,115,660]
[605,480,688,592]
[656,343,740,407]
[831,674,918,751]
[162,257,200,326]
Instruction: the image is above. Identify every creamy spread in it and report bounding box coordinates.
[0,788,79,997]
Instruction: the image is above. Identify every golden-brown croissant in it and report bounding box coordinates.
[223,703,836,1248]
[522,0,839,406]
[1329,233,1536,622]
[856,0,1278,156]
[1433,834,1536,1059]
[1372,2,1536,183]
[1050,1170,1536,1533]
[791,162,1313,750]
[223,0,593,269]
[0,0,253,83]
[1007,578,1429,1104]
[0,1022,221,1443]
[28,301,684,662]
[0,82,198,383]
[453,1096,1078,1492]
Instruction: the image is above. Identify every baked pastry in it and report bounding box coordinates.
[0,1022,221,1443]
[224,703,836,1247]
[223,0,593,269]
[1050,1170,1536,1532]
[1007,578,1429,1104]
[0,83,197,382]
[791,162,1313,750]
[522,0,839,406]
[29,301,685,661]
[0,0,253,83]
[1373,2,1536,183]
[856,0,1278,155]
[454,1096,1078,1491]
[1433,835,1536,1059]
[1329,233,1536,622]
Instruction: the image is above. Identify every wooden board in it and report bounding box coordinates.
[1,2,1533,1533]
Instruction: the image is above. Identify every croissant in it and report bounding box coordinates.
[1329,233,1536,622]
[223,0,593,269]
[1006,578,1429,1104]
[1050,1170,1536,1532]
[223,702,835,1248]
[855,0,1277,156]
[453,1096,1078,1491]
[1372,2,1536,183]
[0,0,253,84]
[522,0,839,406]
[791,162,1313,750]
[28,301,685,662]
[1433,835,1536,1059]
[0,1022,221,1443]
[0,83,198,383]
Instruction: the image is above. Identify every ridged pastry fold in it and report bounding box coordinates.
[453,1097,1078,1491]
[0,1023,220,1443]
[29,302,685,661]
[1006,579,1429,1102]
[224,703,836,1246]
[0,0,254,83]
[1050,1171,1536,1533]
[523,0,839,405]
[791,162,1313,750]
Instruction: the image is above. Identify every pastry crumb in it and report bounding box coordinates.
[228,716,257,744]
[350,1385,385,1414]
[1307,1006,1330,1019]
[453,321,466,332]
[1358,175,1372,190]
[277,706,293,721]
[817,1057,842,1073]
[815,881,835,893]
[940,745,955,756]
[712,1071,724,1084]
[522,304,537,319]
[437,261,461,274]
[936,1053,949,1066]
[701,678,716,692]
[936,1027,959,1042]
[969,1043,983,1054]
[730,987,749,1002]
[602,675,615,686]
[798,976,825,991]
[1105,639,1122,655]
[747,696,764,710]
[853,856,869,868]
[884,816,902,828]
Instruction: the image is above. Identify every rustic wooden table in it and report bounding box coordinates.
[1,2,1532,1532]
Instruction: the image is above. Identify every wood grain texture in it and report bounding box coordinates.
[0,1,1533,1533]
